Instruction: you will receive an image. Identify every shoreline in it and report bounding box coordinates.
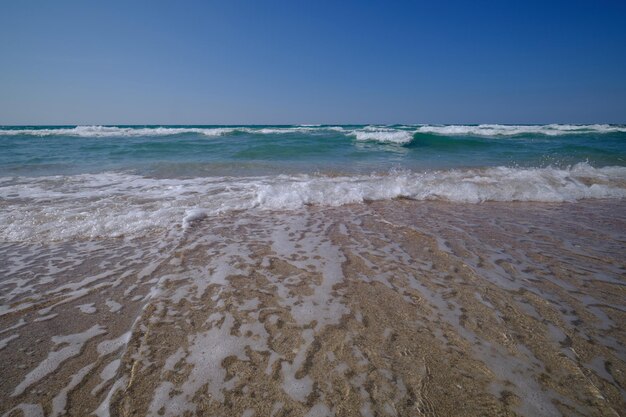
[1,199,625,416]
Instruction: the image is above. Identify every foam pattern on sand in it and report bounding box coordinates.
[1,201,625,416]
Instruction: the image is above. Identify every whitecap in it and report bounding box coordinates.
[1,163,625,242]
[417,124,626,136]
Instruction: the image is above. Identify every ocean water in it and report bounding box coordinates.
[1,124,625,241]
[2,124,626,176]
[2,125,626,416]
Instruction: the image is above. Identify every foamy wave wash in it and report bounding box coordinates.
[0,126,240,137]
[416,124,626,137]
[348,126,416,144]
[1,163,625,241]
[2,124,624,142]
[0,125,346,138]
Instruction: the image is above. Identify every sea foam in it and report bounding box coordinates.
[1,163,625,241]
[349,126,415,144]
[417,124,626,136]
[2,124,624,140]
[0,125,345,138]
[0,126,237,137]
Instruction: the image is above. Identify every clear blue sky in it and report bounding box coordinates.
[1,0,625,125]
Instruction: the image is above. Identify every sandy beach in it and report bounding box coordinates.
[1,199,624,417]
[3,0,626,414]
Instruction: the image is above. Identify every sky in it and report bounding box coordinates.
[1,0,625,125]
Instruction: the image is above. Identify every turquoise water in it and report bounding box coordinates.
[1,124,625,177]
[2,124,626,241]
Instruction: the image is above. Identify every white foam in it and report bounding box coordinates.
[1,163,625,241]
[97,331,131,356]
[105,299,122,313]
[77,303,97,314]
[280,329,315,402]
[304,403,334,417]
[51,363,96,417]
[3,124,623,138]
[91,359,120,395]
[0,318,26,334]
[0,333,19,350]
[417,124,626,136]
[146,312,268,416]
[349,126,414,144]
[34,313,58,322]
[0,125,347,138]
[246,126,345,135]
[94,377,127,417]
[12,325,107,396]
[1,404,44,417]
[255,164,626,207]
[0,126,236,137]
[182,208,208,229]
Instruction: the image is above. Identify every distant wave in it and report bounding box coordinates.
[2,124,624,141]
[0,125,346,138]
[0,125,237,137]
[2,163,625,241]
[416,124,626,137]
[349,126,415,144]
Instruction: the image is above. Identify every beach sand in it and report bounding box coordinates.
[1,200,625,416]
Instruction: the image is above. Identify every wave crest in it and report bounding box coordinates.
[1,163,625,241]
[349,127,415,144]
[3,124,625,140]
[0,126,238,137]
[0,125,346,138]
[417,124,626,137]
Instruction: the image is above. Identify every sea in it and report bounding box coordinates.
[1,124,625,416]
[0,124,625,241]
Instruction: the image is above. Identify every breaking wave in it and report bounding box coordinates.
[416,124,626,137]
[348,127,415,144]
[1,163,625,241]
[2,124,623,142]
[0,125,344,138]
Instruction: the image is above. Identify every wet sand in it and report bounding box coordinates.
[1,200,625,416]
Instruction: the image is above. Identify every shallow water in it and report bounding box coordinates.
[1,200,624,416]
